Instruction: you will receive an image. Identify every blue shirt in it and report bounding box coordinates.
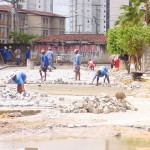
[0,48,8,62]
[93,66,109,80]
[73,53,81,65]
[13,72,26,85]
[46,50,54,62]
[7,49,13,60]
[25,48,30,59]
[41,54,49,66]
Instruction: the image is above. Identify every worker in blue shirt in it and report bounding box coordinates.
[0,46,8,64]
[92,66,110,86]
[39,49,49,81]
[7,46,13,62]
[73,49,81,80]
[9,71,27,93]
[25,46,31,62]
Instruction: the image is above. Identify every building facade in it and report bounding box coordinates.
[69,0,129,34]
[0,5,65,44]
[35,34,108,64]
[109,0,129,28]
[19,0,53,12]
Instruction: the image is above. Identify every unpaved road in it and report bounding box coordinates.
[0,65,150,141]
[26,84,127,96]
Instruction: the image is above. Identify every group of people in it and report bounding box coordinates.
[0,46,31,65]
[9,48,110,94]
[73,48,110,86]
[109,54,120,71]
[0,46,13,64]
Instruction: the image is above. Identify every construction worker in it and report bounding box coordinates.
[92,66,110,86]
[9,71,27,94]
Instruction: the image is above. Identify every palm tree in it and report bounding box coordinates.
[115,0,146,26]
[9,31,39,44]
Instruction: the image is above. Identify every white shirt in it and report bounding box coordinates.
[14,49,21,58]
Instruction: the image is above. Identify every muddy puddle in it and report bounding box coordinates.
[1,138,150,150]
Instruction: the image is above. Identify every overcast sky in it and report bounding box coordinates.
[53,0,70,32]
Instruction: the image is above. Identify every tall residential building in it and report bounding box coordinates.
[109,0,129,28]
[69,0,129,34]
[19,0,53,12]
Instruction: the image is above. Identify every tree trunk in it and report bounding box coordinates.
[129,54,142,73]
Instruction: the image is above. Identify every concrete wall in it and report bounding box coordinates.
[27,15,42,35]
[27,15,65,36]
[50,18,65,35]
[142,47,150,72]
[33,44,110,64]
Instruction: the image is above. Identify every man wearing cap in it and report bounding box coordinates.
[9,71,26,93]
[39,49,49,81]
[73,49,81,80]
[92,66,110,86]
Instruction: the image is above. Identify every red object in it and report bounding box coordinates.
[115,59,120,69]
[88,60,95,68]
[41,49,45,53]
[74,49,79,53]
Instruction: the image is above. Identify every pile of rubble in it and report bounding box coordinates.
[0,87,136,114]
[59,93,137,114]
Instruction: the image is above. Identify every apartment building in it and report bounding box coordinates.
[0,5,65,44]
[69,0,129,34]
[19,0,53,12]
[109,0,129,28]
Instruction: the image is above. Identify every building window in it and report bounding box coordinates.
[104,26,105,28]
[19,28,24,33]
[43,18,48,24]
[39,5,41,8]
[43,30,48,36]
[0,13,5,20]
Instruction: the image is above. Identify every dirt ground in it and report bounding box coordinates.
[0,65,150,141]
[25,84,127,96]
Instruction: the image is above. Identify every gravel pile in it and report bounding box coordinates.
[0,87,136,114]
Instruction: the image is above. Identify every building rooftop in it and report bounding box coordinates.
[0,5,65,18]
[36,34,106,44]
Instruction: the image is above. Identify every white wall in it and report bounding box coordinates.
[109,0,129,28]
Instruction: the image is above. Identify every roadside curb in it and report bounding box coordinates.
[0,65,20,70]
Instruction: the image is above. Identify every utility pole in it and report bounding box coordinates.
[78,24,83,34]
[75,0,77,32]
[11,0,15,31]
[92,4,101,34]
[15,0,19,32]
[96,5,99,34]
[4,0,20,32]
